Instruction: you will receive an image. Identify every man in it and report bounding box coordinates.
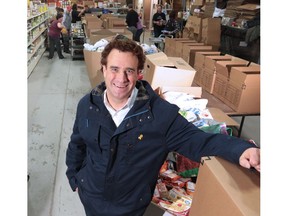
[62,5,72,53]
[125,4,139,41]
[152,5,166,38]
[66,38,260,216]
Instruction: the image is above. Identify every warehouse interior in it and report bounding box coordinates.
[1,0,284,215]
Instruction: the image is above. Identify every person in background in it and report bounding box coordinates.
[125,4,139,41]
[71,3,81,23]
[62,5,72,53]
[135,11,144,42]
[152,4,166,38]
[48,13,65,59]
[65,38,260,216]
[163,10,180,38]
[79,5,91,17]
[212,0,229,18]
[56,7,64,16]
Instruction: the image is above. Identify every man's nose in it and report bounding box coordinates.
[117,71,129,81]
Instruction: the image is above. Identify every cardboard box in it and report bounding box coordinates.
[197,55,233,93]
[175,41,202,58]
[84,14,100,23]
[201,18,221,46]
[208,108,239,127]
[185,16,202,34]
[100,13,114,21]
[215,60,249,78]
[107,17,127,29]
[199,68,216,93]
[182,44,210,64]
[83,1,94,7]
[223,65,260,113]
[89,29,133,45]
[86,20,103,37]
[143,53,196,89]
[193,52,221,85]
[160,86,202,99]
[83,49,104,88]
[164,38,194,56]
[194,51,221,68]
[193,64,203,85]
[188,45,213,67]
[204,55,233,71]
[189,156,260,216]
[213,60,250,100]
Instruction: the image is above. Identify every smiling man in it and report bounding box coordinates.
[66,38,260,216]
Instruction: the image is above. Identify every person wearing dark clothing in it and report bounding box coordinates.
[152,5,166,38]
[126,4,139,41]
[66,38,260,216]
[71,3,81,23]
[48,13,64,59]
[164,10,180,38]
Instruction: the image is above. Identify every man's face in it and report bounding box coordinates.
[157,6,162,13]
[103,49,139,105]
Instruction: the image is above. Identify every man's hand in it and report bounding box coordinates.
[239,147,260,172]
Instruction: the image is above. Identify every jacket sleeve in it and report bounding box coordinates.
[65,100,87,191]
[165,113,258,164]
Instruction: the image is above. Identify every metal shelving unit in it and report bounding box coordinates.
[27,9,49,77]
[70,23,86,60]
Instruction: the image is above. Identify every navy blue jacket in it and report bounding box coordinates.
[66,80,257,215]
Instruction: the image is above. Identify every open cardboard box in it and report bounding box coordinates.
[88,28,133,44]
[160,86,202,99]
[213,60,250,101]
[144,53,196,89]
[189,156,260,216]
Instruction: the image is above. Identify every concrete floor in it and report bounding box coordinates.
[28,33,260,216]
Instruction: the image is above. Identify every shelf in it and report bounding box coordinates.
[27,4,49,78]
[27,47,46,78]
[27,11,48,21]
[28,27,47,47]
[28,16,49,33]
[28,38,46,61]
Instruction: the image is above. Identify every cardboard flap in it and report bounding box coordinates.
[161,86,202,98]
[168,57,196,71]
